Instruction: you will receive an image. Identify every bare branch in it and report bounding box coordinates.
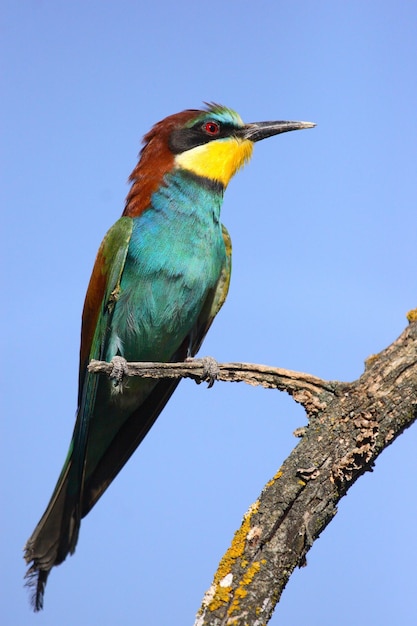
[88,358,335,415]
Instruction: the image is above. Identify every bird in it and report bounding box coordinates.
[24,103,315,610]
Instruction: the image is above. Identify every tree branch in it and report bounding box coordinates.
[88,317,417,626]
[88,358,334,413]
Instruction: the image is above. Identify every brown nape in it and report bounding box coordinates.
[123,109,202,217]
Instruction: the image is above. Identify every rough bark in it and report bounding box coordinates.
[89,314,417,626]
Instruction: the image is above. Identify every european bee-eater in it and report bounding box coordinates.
[24,103,314,610]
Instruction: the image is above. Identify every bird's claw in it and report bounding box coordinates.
[110,356,129,390]
[198,356,220,388]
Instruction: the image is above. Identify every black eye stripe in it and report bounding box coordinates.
[169,122,237,154]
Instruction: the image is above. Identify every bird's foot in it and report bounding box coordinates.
[110,356,129,392]
[186,355,219,388]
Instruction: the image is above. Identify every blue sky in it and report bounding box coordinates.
[1,1,416,624]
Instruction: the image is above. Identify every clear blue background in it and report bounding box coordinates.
[2,1,416,624]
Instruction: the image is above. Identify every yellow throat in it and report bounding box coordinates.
[174,137,254,187]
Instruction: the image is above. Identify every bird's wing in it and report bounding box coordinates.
[69,216,134,516]
[190,223,232,354]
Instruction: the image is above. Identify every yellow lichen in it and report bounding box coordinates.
[265,469,283,489]
[227,559,267,616]
[406,308,417,323]
[207,501,260,612]
[364,352,381,370]
[209,584,230,608]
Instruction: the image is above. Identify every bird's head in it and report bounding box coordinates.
[124,103,315,216]
[169,104,253,186]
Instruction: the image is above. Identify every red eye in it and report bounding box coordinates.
[204,121,220,135]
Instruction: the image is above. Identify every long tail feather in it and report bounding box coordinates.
[24,566,49,612]
[23,458,80,611]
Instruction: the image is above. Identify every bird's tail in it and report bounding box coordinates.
[24,459,80,611]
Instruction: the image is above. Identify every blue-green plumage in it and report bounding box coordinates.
[112,171,225,362]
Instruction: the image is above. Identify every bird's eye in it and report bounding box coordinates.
[204,121,220,136]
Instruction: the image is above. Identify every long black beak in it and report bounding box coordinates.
[240,120,316,142]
